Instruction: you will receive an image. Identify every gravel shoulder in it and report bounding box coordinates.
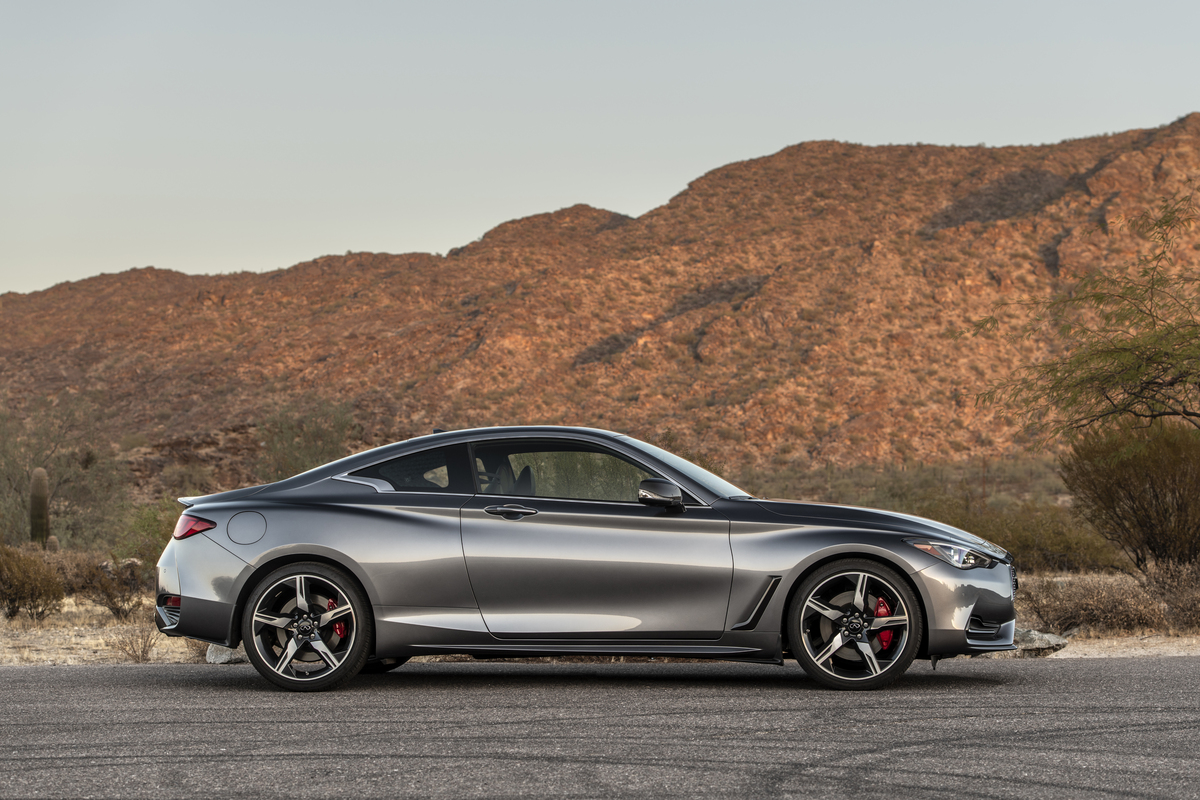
[1047,633,1200,658]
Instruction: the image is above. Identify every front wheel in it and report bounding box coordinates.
[787,558,922,690]
[241,562,372,692]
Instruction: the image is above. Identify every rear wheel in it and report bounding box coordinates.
[241,562,372,692]
[787,558,922,690]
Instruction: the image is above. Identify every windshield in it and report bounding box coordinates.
[620,435,752,499]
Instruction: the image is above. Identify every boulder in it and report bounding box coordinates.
[1013,628,1069,658]
[206,643,248,664]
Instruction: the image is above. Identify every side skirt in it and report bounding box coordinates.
[396,632,786,665]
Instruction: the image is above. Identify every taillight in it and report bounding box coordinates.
[163,595,181,608]
[172,514,216,540]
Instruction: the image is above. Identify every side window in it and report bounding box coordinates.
[473,441,657,502]
[350,444,473,493]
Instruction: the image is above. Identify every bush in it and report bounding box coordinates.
[38,547,107,597]
[113,497,179,588]
[79,558,144,620]
[0,545,65,622]
[107,611,160,663]
[1060,423,1200,570]
[1020,573,1167,634]
[1142,561,1200,618]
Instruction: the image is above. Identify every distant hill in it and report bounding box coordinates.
[2,113,1199,497]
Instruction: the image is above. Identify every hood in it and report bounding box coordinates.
[753,499,1010,561]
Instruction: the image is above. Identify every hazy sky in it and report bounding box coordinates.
[3,1,1198,295]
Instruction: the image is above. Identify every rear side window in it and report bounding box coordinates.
[350,444,473,493]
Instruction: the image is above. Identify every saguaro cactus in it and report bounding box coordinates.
[30,467,50,547]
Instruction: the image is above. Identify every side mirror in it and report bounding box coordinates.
[638,479,683,508]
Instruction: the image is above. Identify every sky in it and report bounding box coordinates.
[2,1,1199,295]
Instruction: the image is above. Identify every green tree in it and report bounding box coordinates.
[973,185,1199,443]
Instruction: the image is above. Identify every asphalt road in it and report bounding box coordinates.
[1,657,1198,799]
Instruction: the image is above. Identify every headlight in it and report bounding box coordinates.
[907,539,994,569]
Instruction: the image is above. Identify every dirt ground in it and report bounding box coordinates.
[3,596,1199,666]
[1047,633,1200,659]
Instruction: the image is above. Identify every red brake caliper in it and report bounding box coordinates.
[874,597,893,650]
[327,598,346,639]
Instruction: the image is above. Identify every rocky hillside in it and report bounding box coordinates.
[2,114,1199,496]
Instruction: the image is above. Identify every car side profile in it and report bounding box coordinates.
[155,426,1017,691]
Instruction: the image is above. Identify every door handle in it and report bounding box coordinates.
[484,504,539,520]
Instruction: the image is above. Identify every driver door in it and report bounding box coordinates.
[460,438,733,639]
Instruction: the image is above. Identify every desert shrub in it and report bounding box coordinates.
[108,610,160,663]
[1060,423,1200,570]
[1142,561,1200,619]
[113,497,179,587]
[255,399,356,483]
[1020,574,1167,634]
[79,558,144,620]
[0,544,65,622]
[37,547,107,596]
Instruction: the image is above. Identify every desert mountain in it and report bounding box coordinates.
[3,114,1199,496]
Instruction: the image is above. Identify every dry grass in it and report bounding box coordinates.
[1018,569,1200,636]
[106,610,159,663]
[0,595,204,666]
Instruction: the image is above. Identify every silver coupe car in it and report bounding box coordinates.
[155,426,1017,691]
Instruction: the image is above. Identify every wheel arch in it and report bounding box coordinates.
[226,551,376,652]
[777,550,932,660]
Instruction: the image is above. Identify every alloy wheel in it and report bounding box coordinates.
[789,559,921,689]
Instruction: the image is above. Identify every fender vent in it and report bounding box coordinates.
[731,576,782,631]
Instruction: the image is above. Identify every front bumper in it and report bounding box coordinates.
[917,560,1018,657]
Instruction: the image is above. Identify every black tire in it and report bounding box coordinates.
[241,562,372,692]
[787,558,922,690]
[361,656,411,674]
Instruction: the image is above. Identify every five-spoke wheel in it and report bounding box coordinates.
[241,563,372,691]
[788,559,922,690]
